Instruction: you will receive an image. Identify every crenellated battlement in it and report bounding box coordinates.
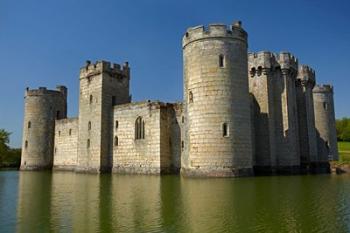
[313,84,333,93]
[182,21,247,48]
[248,51,276,68]
[297,65,316,86]
[80,60,130,80]
[275,52,298,71]
[25,86,67,97]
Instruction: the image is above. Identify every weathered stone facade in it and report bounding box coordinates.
[53,117,78,170]
[313,85,338,161]
[112,101,181,174]
[21,21,338,177]
[21,86,67,170]
[182,22,253,177]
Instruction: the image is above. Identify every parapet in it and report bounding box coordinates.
[182,21,247,48]
[80,60,130,80]
[313,84,334,93]
[275,52,298,71]
[297,65,316,86]
[25,86,66,97]
[248,51,276,69]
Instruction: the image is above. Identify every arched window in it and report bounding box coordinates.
[87,139,90,148]
[223,123,229,137]
[69,129,72,136]
[135,117,145,140]
[25,140,28,149]
[88,121,91,130]
[115,120,119,129]
[219,55,225,68]
[28,121,31,129]
[58,131,61,136]
[189,91,193,103]
[114,136,118,146]
[89,95,93,104]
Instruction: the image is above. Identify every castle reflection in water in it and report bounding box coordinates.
[16,172,350,233]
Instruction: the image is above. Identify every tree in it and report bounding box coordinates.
[336,118,350,141]
[0,129,11,165]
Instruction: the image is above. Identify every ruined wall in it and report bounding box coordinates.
[182,22,253,177]
[112,101,177,174]
[53,117,78,170]
[313,85,338,161]
[76,60,130,173]
[21,86,67,170]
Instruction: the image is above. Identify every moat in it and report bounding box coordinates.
[1,171,350,233]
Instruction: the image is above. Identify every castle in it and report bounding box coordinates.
[20,21,338,177]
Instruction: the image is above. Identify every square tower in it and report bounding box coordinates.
[76,60,131,172]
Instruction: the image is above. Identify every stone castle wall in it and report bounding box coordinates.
[182,22,253,177]
[249,52,302,173]
[296,65,318,165]
[53,117,78,170]
[248,52,277,171]
[21,20,338,176]
[112,101,180,174]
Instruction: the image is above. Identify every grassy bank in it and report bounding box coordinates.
[338,141,350,162]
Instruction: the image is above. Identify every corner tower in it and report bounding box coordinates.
[182,21,253,177]
[313,85,338,161]
[21,86,67,170]
[76,60,131,172]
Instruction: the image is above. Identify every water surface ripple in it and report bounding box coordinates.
[0,171,350,233]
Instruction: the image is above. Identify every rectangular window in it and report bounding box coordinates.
[219,55,225,68]
[323,102,328,110]
[223,123,229,137]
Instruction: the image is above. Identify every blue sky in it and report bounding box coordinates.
[0,0,349,147]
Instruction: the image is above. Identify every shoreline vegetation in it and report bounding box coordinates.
[0,129,21,169]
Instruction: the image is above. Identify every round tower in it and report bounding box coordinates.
[182,21,253,177]
[21,86,67,170]
[313,85,338,161]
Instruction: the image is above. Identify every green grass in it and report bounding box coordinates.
[338,141,350,162]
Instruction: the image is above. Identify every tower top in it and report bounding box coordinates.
[297,65,316,86]
[275,52,298,71]
[25,86,67,97]
[248,51,276,69]
[313,84,333,93]
[79,60,130,80]
[182,21,247,48]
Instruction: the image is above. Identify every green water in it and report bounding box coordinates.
[0,171,350,233]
